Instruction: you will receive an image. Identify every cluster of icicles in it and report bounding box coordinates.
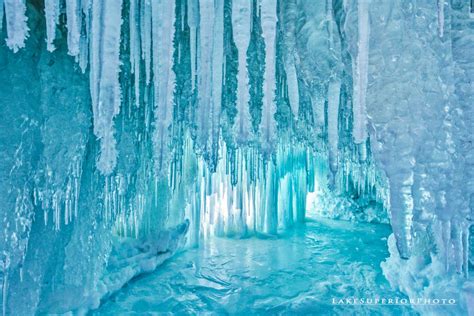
[1,0,369,173]
[1,0,386,238]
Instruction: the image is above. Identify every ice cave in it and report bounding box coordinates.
[0,0,473,315]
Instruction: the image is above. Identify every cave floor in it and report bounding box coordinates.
[95,218,416,315]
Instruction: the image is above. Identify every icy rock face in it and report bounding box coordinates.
[0,0,472,314]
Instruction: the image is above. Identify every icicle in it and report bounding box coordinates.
[78,0,91,72]
[389,179,413,259]
[0,0,4,32]
[65,0,81,57]
[4,0,28,52]
[151,0,176,172]
[2,265,8,316]
[263,162,278,234]
[438,0,445,38]
[352,0,370,145]
[311,92,326,133]
[232,0,252,144]
[187,0,199,90]
[327,79,340,173]
[140,0,152,85]
[210,0,224,168]
[282,0,299,118]
[196,0,224,166]
[45,0,60,52]
[130,0,141,107]
[442,220,451,271]
[462,223,469,277]
[259,0,278,154]
[89,0,123,175]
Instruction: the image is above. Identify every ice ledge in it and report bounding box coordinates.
[39,220,190,315]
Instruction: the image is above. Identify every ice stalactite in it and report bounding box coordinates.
[326,0,342,177]
[140,0,152,85]
[64,0,81,57]
[151,0,176,173]
[293,0,331,141]
[78,0,90,72]
[281,0,299,119]
[89,0,123,175]
[196,0,224,170]
[352,0,369,161]
[311,90,326,137]
[327,79,340,174]
[263,161,278,234]
[0,0,4,32]
[195,0,215,159]
[438,0,445,38]
[129,0,141,107]
[44,0,60,52]
[187,0,199,90]
[4,0,28,52]
[210,0,224,169]
[232,0,252,145]
[259,0,278,155]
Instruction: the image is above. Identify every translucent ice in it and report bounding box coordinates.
[0,0,472,314]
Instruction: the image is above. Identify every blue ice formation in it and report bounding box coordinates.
[0,0,473,314]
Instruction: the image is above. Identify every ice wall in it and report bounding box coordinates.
[342,0,473,313]
[0,0,472,314]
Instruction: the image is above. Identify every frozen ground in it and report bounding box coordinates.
[95,218,417,315]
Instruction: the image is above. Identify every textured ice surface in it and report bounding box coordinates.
[95,219,414,315]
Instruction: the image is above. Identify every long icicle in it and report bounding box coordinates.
[151,0,176,173]
[130,0,141,107]
[89,0,123,175]
[352,0,370,158]
[232,0,252,145]
[65,0,81,56]
[259,0,278,155]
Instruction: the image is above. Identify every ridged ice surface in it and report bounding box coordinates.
[95,219,412,315]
